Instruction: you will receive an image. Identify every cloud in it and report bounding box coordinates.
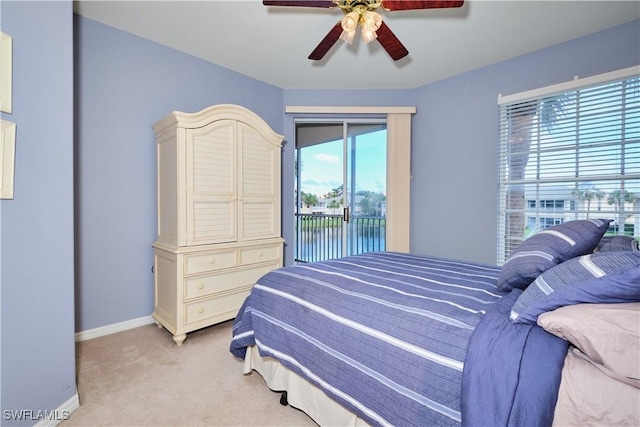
[302,178,322,186]
[302,178,340,187]
[314,153,340,165]
[301,178,341,198]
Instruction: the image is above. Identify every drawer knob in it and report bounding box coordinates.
[209,258,216,264]
[198,283,205,290]
[258,251,263,257]
[197,307,204,315]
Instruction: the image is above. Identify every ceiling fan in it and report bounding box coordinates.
[263,1,464,61]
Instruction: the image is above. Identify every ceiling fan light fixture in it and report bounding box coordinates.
[361,11,382,43]
[339,11,359,43]
[339,10,381,44]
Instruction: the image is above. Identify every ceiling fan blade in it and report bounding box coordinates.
[380,1,463,11]
[308,22,343,60]
[263,1,336,7]
[375,21,409,61]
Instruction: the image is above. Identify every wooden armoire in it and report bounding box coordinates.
[151,104,283,345]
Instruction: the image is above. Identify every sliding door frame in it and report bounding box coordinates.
[286,106,416,252]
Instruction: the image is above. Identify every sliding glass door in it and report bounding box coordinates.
[295,120,387,263]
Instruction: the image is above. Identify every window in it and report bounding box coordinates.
[497,67,640,264]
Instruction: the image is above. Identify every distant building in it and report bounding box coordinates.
[300,195,387,217]
[524,184,638,235]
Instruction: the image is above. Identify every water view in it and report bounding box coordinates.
[295,214,386,263]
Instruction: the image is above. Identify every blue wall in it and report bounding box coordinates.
[72,15,640,331]
[283,20,640,265]
[1,1,76,424]
[74,16,283,332]
[411,19,640,263]
[0,2,637,419]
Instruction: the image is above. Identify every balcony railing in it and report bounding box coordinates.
[295,213,386,263]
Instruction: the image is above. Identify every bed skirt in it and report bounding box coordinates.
[243,345,370,427]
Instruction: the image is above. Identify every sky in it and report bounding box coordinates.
[298,130,387,199]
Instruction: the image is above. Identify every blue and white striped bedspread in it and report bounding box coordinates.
[230,252,505,426]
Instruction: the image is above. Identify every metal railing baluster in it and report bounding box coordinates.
[294,214,386,263]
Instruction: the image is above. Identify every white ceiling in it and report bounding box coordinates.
[73,1,640,90]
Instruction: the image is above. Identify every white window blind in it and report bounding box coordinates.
[497,67,640,264]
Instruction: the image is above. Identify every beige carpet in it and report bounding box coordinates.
[61,320,317,426]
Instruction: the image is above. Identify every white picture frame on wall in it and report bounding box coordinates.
[1,119,16,199]
[1,31,12,114]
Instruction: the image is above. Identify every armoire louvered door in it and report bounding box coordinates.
[238,121,280,241]
[185,119,237,246]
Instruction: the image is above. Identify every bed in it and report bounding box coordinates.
[229,219,640,426]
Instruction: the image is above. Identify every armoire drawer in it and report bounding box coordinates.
[183,263,278,300]
[184,249,237,275]
[184,287,251,325]
[240,244,281,266]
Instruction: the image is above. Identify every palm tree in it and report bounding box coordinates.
[325,184,343,199]
[301,191,318,213]
[582,190,596,217]
[607,190,637,235]
[359,197,372,216]
[595,190,606,212]
[504,96,567,256]
[327,198,342,214]
[571,186,601,219]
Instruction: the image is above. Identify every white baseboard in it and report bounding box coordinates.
[75,315,155,342]
[33,391,80,427]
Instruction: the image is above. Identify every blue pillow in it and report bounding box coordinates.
[510,251,640,324]
[597,235,640,253]
[497,219,612,291]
